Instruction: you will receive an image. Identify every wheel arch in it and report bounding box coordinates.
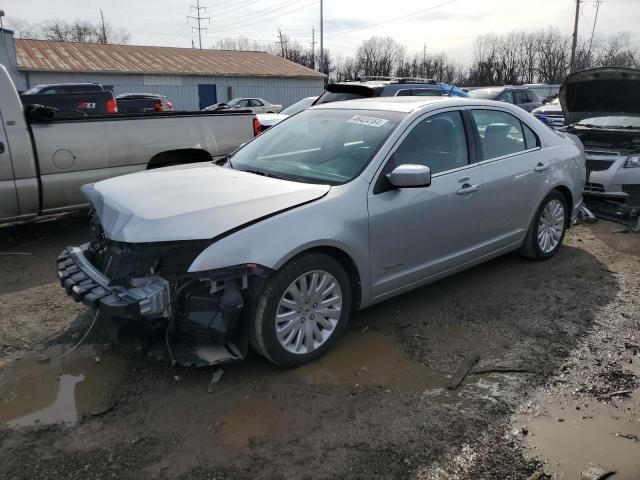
[552,184,574,228]
[147,148,213,169]
[275,245,363,310]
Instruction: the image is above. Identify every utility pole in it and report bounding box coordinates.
[319,0,324,76]
[100,9,107,44]
[277,28,288,58]
[311,27,316,70]
[188,0,210,50]
[570,0,580,73]
[422,43,426,78]
[587,0,603,63]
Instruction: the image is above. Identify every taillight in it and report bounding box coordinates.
[153,102,164,112]
[106,98,118,113]
[253,117,262,136]
[167,101,174,111]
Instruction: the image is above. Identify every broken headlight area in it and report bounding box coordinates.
[58,239,272,367]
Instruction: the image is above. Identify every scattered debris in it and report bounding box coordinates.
[526,470,546,480]
[356,366,368,376]
[472,366,537,375]
[580,464,616,480]
[556,417,564,422]
[173,375,181,382]
[36,354,50,363]
[351,384,360,395]
[206,368,224,393]
[94,356,101,363]
[615,432,639,442]
[89,401,117,417]
[395,323,411,330]
[360,326,369,333]
[602,389,634,400]
[448,353,480,390]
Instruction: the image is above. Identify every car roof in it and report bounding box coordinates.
[311,96,523,113]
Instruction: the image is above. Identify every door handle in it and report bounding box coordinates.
[534,163,549,172]
[0,142,4,154]
[457,183,479,195]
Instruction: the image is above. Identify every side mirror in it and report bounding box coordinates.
[386,164,431,188]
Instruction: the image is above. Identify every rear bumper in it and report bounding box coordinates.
[57,245,170,319]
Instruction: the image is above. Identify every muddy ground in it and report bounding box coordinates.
[0,213,639,479]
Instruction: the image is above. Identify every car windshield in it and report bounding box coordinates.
[230,109,403,185]
[576,116,640,129]
[468,89,502,100]
[281,97,316,115]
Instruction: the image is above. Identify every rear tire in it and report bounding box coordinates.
[251,253,351,367]
[519,190,568,260]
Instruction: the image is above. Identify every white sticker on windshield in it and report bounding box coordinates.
[347,115,389,128]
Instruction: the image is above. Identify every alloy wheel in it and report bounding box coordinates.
[275,270,343,355]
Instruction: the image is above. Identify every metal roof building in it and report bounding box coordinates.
[0,29,324,110]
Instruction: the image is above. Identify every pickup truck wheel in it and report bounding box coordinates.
[251,253,351,367]
[519,191,568,260]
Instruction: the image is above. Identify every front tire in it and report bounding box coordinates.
[251,253,351,367]
[519,190,568,260]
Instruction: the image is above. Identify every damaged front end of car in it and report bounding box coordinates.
[561,67,640,228]
[57,213,271,367]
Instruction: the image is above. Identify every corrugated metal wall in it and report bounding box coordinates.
[23,72,324,110]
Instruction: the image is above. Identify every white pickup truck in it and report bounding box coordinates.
[0,65,259,224]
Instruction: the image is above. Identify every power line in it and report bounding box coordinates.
[326,0,460,37]
[588,0,603,58]
[187,0,210,49]
[212,0,315,34]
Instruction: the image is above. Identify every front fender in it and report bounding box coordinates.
[187,180,372,304]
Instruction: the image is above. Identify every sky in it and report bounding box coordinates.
[5,0,640,63]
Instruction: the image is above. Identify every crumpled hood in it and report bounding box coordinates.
[82,163,330,243]
[560,67,640,125]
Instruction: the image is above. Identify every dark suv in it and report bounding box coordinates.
[468,86,543,112]
[313,78,468,105]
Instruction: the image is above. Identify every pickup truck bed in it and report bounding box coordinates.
[0,65,258,223]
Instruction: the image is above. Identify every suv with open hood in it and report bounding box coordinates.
[562,67,640,222]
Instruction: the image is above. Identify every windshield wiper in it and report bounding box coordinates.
[240,169,285,180]
[214,154,234,168]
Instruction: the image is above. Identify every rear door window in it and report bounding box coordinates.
[471,110,526,160]
[512,91,527,104]
[393,111,469,175]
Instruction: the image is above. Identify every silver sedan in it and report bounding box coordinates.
[59,97,586,367]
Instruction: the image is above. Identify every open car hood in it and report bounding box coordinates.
[82,163,330,243]
[560,67,640,125]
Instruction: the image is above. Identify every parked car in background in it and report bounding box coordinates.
[116,93,174,113]
[282,96,318,115]
[0,65,260,224]
[204,97,283,113]
[313,78,468,106]
[255,96,319,132]
[532,98,565,129]
[20,89,118,115]
[562,67,640,224]
[468,86,543,112]
[23,83,107,94]
[58,96,585,368]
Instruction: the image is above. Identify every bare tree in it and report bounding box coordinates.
[355,36,406,78]
[7,17,129,44]
[213,36,265,51]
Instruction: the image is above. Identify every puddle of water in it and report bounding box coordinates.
[0,344,125,427]
[515,392,640,480]
[293,330,447,391]
[217,399,300,449]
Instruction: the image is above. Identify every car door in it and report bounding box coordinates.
[0,110,18,219]
[469,109,549,253]
[368,109,484,298]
